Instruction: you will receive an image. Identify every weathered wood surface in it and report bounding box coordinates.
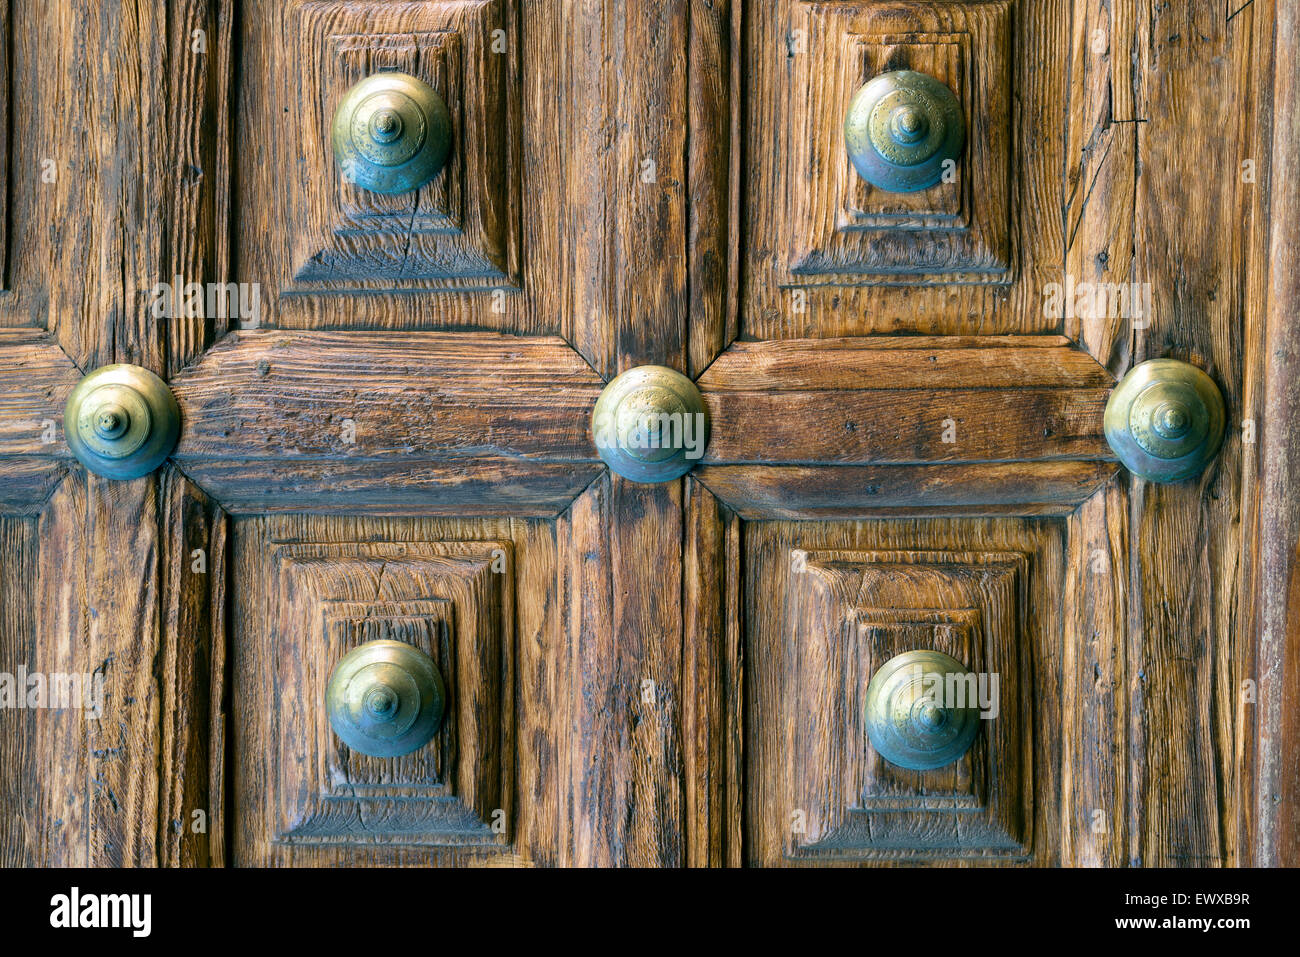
[1247,0,1300,868]
[169,331,604,461]
[0,0,1290,871]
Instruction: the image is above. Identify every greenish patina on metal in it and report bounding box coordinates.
[64,364,180,480]
[844,69,964,193]
[591,365,709,483]
[865,649,981,771]
[1104,358,1226,483]
[326,639,445,758]
[331,71,452,195]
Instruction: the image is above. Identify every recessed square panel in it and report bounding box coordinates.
[765,0,1012,287]
[751,545,1032,862]
[268,540,513,848]
[284,0,519,292]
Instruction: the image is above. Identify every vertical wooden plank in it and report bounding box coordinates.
[84,475,162,866]
[559,477,686,866]
[687,0,736,377]
[157,468,225,866]
[0,515,37,864]
[568,0,690,376]
[683,479,744,867]
[1121,0,1263,867]
[1063,0,1139,369]
[1248,0,1300,868]
[1061,480,1129,865]
[2,473,91,867]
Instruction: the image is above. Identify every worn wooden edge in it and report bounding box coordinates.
[691,462,1118,519]
[701,386,1112,464]
[682,478,744,866]
[1249,0,1300,868]
[157,467,225,866]
[696,336,1115,390]
[171,459,604,517]
[169,331,604,462]
[0,330,83,458]
[1060,478,1129,865]
[556,473,687,865]
[0,458,71,516]
[687,0,737,377]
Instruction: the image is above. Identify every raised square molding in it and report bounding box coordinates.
[267,540,513,847]
[288,0,518,291]
[761,548,1032,861]
[784,0,1012,285]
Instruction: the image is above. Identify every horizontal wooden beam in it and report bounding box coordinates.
[170,331,605,462]
[175,459,602,517]
[699,337,1114,465]
[0,329,82,458]
[693,462,1119,518]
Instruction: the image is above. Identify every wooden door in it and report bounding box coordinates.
[0,0,1296,868]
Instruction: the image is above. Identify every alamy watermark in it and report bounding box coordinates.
[592,410,708,460]
[149,275,261,328]
[0,666,104,715]
[1042,275,1153,325]
[900,664,1000,719]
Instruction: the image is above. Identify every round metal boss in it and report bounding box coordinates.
[1104,358,1225,484]
[326,639,445,758]
[331,72,452,195]
[844,70,965,192]
[864,649,982,771]
[64,364,180,480]
[591,366,709,483]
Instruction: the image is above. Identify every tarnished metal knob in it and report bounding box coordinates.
[326,640,445,758]
[844,70,964,192]
[331,71,452,194]
[1104,358,1226,483]
[591,366,709,483]
[63,364,180,480]
[865,650,981,771]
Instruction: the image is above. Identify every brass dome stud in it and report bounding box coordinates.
[325,639,445,759]
[844,70,965,193]
[331,71,452,195]
[864,650,982,771]
[1104,358,1226,483]
[591,365,710,483]
[63,364,180,480]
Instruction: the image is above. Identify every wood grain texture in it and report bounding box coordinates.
[557,477,686,866]
[0,473,90,866]
[158,470,225,866]
[744,518,1064,866]
[175,458,601,516]
[169,331,603,463]
[682,479,743,866]
[702,389,1109,464]
[0,329,82,458]
[694,462,1117,518]
[566,0,690,376]
[6,0,229,373]
[686,0,738,376]
[1060,479,1128,865]
[1247,0,1299,867]
[1116,0,1262,867]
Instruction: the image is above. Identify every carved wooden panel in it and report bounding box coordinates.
[745,520,1058,865]
[740,0,1036,340]
[236,0,521,327]
[244,537,514,851]
[784,1,1012,285]
[290,1,517,291]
